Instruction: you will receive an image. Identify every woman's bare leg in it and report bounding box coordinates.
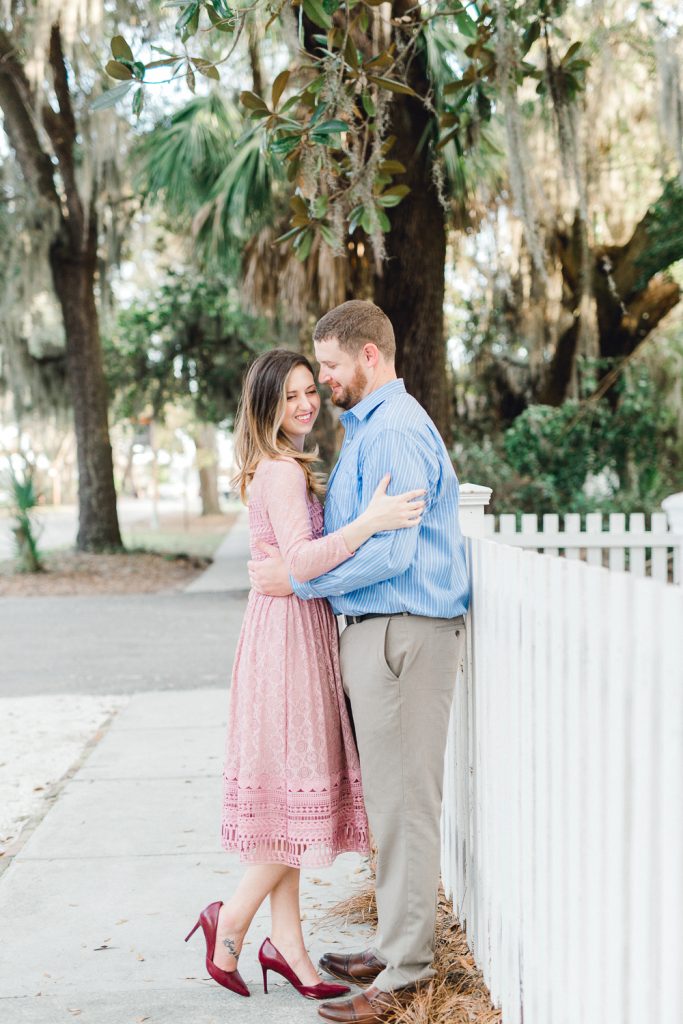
[269,867,322,986]
[213,863,290,970]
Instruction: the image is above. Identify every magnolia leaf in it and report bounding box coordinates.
[312,118,349,134]
[302,0,332,29]
[361,93,376,118]
[275,226,304,244]
[376,207,391,232]
[206,4,233,31]
[312,195,329,218]
[176,1,200,33]
[272,69,290,109]
[213,0,232,15]
[376,194,403,207]
[186,65,196,93]
[106,60,133,81]
[111,36,134,62]
[132,87,144,117]
[271,134,301,156]
[562,41,583,64]
[444,78,471,95]
[241,90,269,112]
[367,75,418,97]
[454,11,478,38]
[320,222,338,247]
[91,82,133,111]
[381,184,410,198]
[147,57,179,69]
[290,195,308,217]
[365,51,393,71]
[379,159,406,174]
[194,62,220,80]
[294,229,313,261]
[182,6,200,38]
[522,19,541,55]
[344,35,359,70]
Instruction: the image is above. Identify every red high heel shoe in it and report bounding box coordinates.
[258,937,350,1000]
[185,901,250,997]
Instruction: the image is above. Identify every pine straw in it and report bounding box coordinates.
[324,886,502,1024]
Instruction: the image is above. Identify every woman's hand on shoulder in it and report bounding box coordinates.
[364,474,426,533]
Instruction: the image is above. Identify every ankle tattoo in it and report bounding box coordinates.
[222,937,239,960]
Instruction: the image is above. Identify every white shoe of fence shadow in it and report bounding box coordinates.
[483,510,682,583]
[442,537,683,1024]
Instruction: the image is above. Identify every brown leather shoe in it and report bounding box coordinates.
[318,949,386,988]
[317,985,401,1023]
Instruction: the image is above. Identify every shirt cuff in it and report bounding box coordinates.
[290,575,315,599]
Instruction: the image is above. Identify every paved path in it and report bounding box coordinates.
[0,690,372,1024]
[1,591,248,697]
[0,506,373,1023]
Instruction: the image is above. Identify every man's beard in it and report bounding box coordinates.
[330,363,369,409]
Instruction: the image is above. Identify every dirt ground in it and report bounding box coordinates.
[0,511,238,597]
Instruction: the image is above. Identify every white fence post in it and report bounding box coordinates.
[441,483,492,955]
[662,492,683,584]
[459,482,493,538]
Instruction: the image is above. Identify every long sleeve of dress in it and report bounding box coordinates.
[258,458,353,583]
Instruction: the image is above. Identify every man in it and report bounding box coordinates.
[249,300,469,1024]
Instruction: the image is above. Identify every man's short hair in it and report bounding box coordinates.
[313,300,396,360]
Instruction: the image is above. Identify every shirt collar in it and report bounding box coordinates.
[340,378,406,425]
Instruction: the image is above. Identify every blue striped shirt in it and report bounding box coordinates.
[291,379,470,617]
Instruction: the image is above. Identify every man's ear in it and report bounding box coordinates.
[362,342,381,367]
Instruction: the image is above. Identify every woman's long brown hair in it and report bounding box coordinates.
[231,349,325,503]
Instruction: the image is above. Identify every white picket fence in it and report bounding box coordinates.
[443,489,683,1024]
[483,510,682,584]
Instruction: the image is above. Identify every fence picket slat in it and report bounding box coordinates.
[563,513,582,559]
[585,512,603,566]
[542,513,560,555]
[608,513,626,572]
[628,512,646,576]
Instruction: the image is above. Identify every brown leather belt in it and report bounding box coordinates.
[344,611,410,627]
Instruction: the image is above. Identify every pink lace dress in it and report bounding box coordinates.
[221,457,370,867]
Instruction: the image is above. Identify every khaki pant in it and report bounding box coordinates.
[339,613,465,991]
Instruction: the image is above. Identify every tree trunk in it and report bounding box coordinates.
[0,23,122,551]
[373,10,451,443]
[194,423,222,516]
[49,218,122,550]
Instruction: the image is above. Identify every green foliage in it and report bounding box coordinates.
[134,93,281,262]
[104,1,585,260]
[3,458,44,573]
[104,273,274,426]
[634,177,683,293]
[453,359,682,515]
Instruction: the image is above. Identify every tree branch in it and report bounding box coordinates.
[0,29,60,208]
[42,22,83,235]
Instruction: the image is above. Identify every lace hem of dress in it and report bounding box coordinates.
[221,776,370,867]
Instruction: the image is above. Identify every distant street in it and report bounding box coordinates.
[0,590,249,698]
[0,495,205,559]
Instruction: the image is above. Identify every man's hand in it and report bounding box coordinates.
[248,542,294,596]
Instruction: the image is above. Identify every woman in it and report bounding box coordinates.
[185,349,424,1000]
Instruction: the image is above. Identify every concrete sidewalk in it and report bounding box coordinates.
[185,505,250,594]
[0,688,373,1023]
